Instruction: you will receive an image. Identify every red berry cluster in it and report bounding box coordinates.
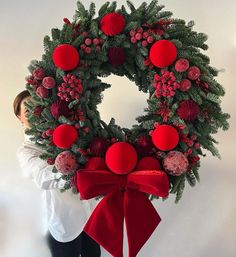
[153,70,180,98]
[72,109,86,122]
[129,27,154,46]
[180,133,201,157]
[188,155,200,167]
[80,32,104,54]
[196,78,209,92]
[47,158,55,165]
[57,74,83,102]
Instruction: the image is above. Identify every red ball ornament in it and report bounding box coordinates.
[53,44,80,71]
[42,76,56,89]
[33,67,45,80]
[163,151,189,176]
[187,66,201,80]
[177,100,200,121]
[175,58,190,72]
[149,40,177,68]
[152,125,179,151]
[53,124,78,149]
[179,79,192,92]
[55,151,78,174]
[100,12,126,36]
[108,47,126,66]
[105,142,138,174]
[85,157,108,170]
[36,86,49,98]
[136,157,161,171]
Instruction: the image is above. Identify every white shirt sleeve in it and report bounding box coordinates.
[17,144,66,190]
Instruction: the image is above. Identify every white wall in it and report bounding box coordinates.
[0,0,235,256]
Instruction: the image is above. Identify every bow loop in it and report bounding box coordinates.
[75,168,169,257]
[127,170,169,198]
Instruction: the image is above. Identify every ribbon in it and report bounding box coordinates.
[75,169,169,257]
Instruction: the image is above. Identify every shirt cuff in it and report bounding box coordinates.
[57,179,67,189]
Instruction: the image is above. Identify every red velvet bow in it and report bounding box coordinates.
[75,169,169,257]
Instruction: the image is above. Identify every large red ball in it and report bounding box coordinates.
[53,44,80,71]
[152,125,179,151]
[53,124,78,149]
[136,157,161,171]
[149,40,177,68]
[85,157,108,170]
[100,12,126,36]
[105,142,138,174]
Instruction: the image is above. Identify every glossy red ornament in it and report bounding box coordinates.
[52,124,78,149]
[149,40,177,68]
[105,142,138,174]
[151,125,179,151]
[52,44,79,71]
[100,13,126,36]
[136,157,161,171]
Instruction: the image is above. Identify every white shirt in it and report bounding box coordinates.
[17,133,97,242]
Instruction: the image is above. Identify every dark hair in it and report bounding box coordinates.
[13,90,31,117]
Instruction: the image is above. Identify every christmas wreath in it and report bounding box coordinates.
[24,1,230,256]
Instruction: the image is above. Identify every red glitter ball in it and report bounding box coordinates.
[163,151,189,176]
[55,151,78,174]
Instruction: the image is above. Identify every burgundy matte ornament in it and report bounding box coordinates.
[108,47,126,66]
[177,100,200,121]
[89,137,110,157]
[55,151,78,174]
[163,151,189,176]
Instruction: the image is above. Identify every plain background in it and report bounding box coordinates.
[0,0,235,256]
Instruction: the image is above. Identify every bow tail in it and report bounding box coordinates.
[124,188,161,257]
[84,190,125,257]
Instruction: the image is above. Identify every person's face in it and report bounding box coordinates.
[17,97,31,129]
